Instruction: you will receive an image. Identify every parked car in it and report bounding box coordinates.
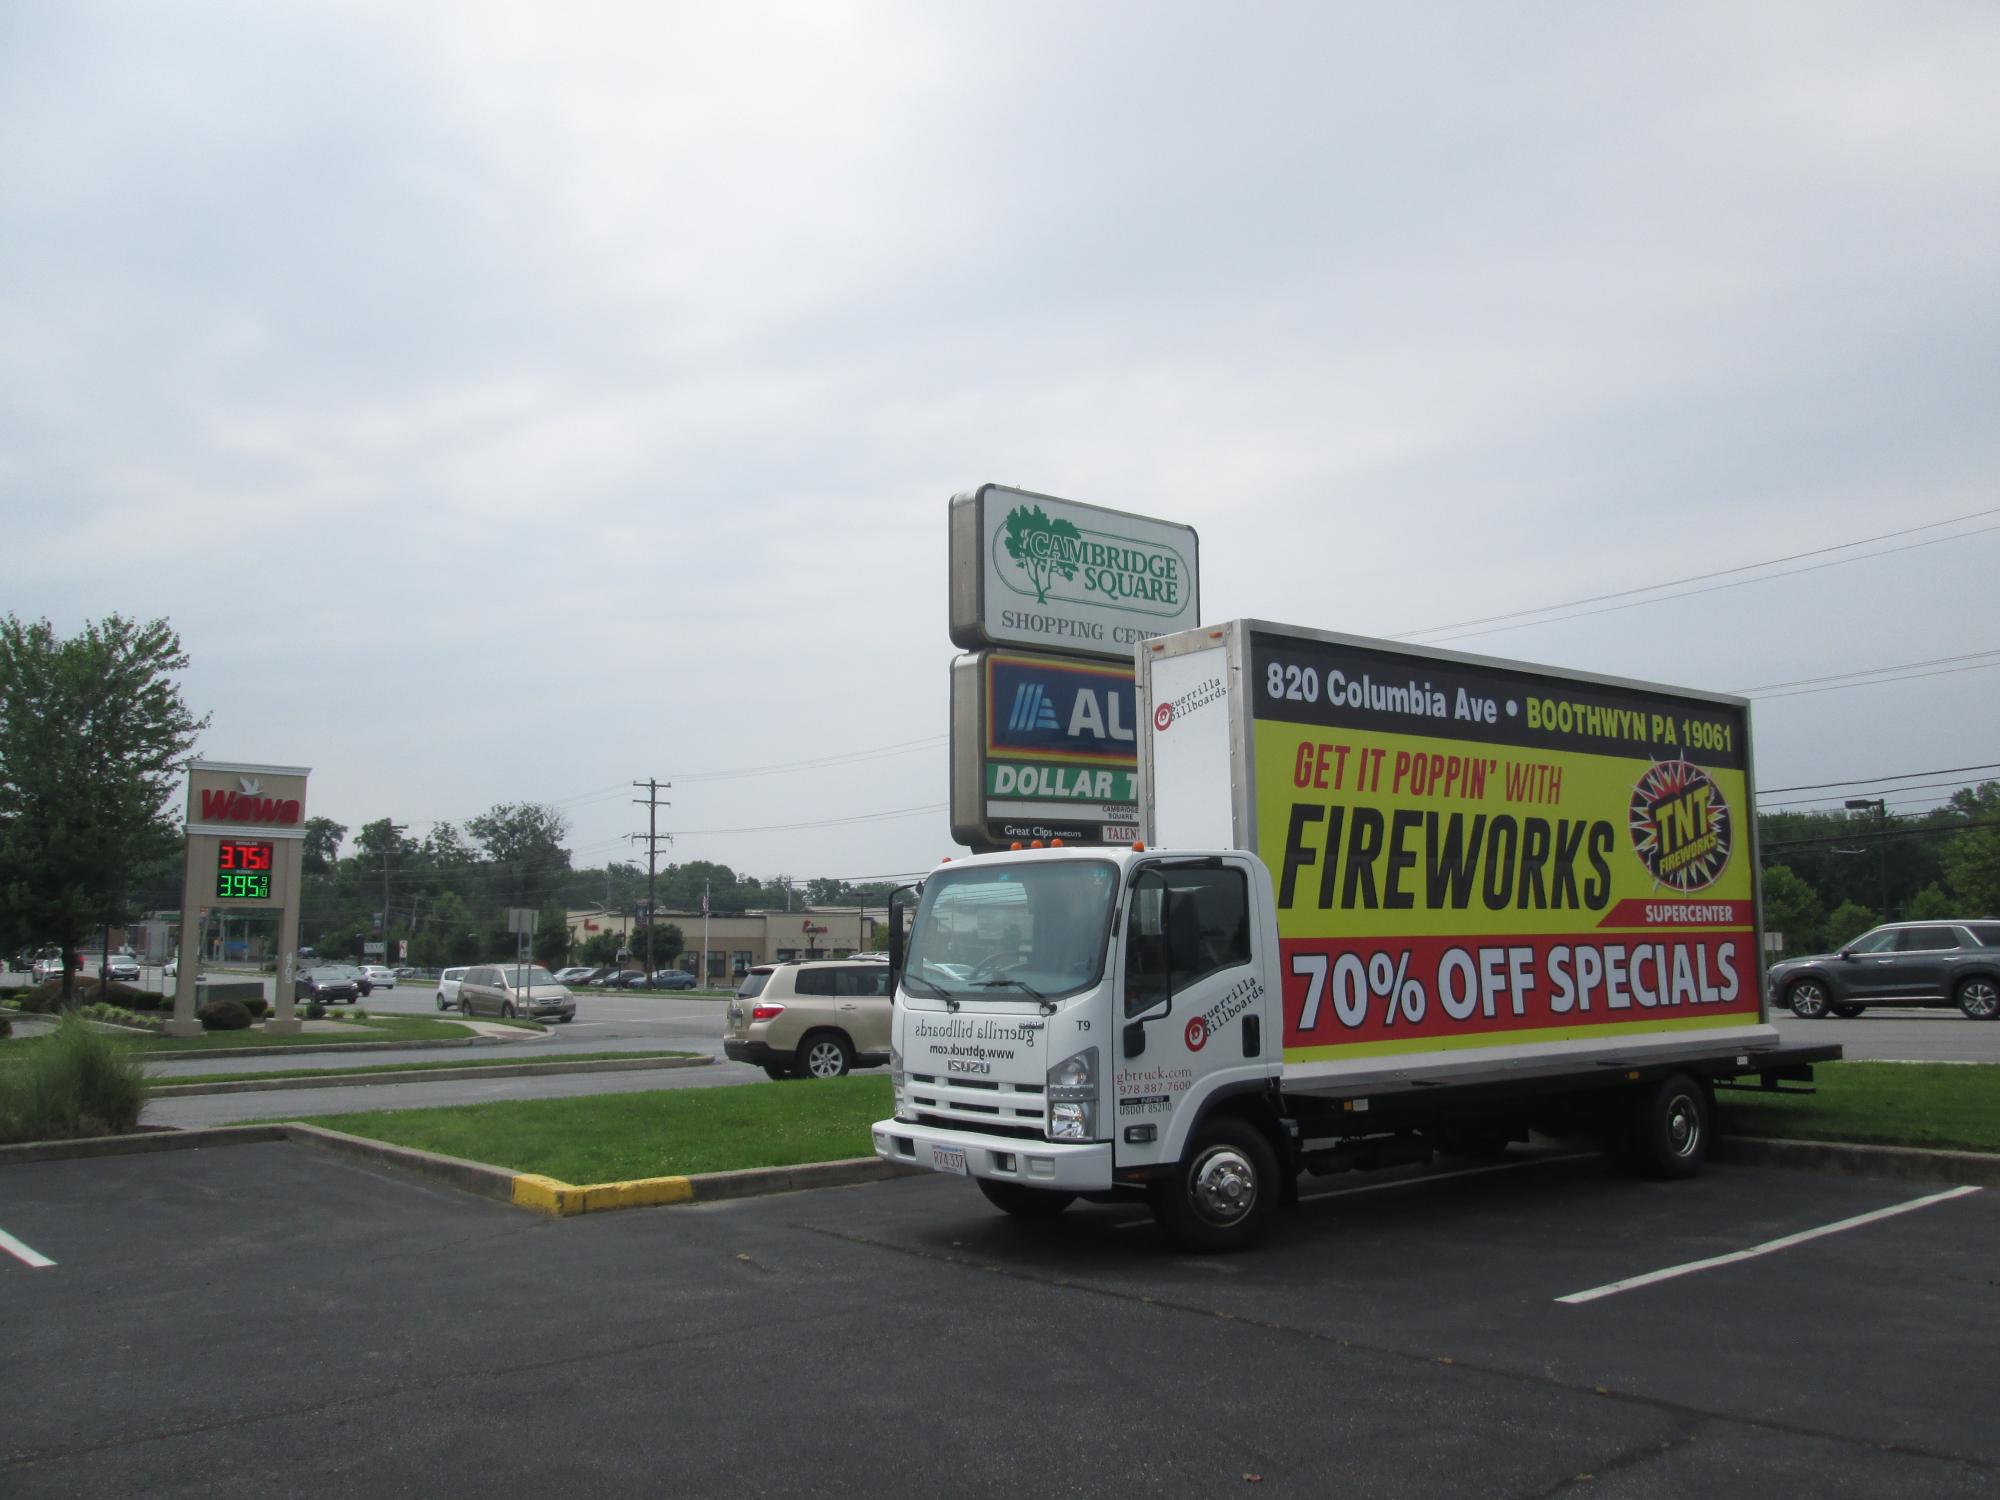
[164,955,205,981]
[607,970,653,989]
[359,964,397,991]
[457,964,576,1023]
[393,965,420,979]
[1768,920,2000,1020]
[552,966,594,984]
[723,959,893,1080]
[31,950,75,983]
[103,955,141,983]
[649,969,698,990]
[588,969,634,988]
[435,966,470,1012]
[296,964,363,1005]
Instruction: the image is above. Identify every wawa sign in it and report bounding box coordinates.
[185,761,311,838]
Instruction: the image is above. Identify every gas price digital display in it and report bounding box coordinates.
[216,840,274,900]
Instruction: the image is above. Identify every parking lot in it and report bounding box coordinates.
[2,1141,1991,1496]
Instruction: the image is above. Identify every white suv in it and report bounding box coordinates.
[435,966,470,1012]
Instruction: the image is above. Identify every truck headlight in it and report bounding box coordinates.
[1050,1101,1094,1140]
[1047,1047,1099,1141]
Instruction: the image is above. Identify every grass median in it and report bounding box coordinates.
[281,1075,894,1182]
[1720,1061,2000,1154]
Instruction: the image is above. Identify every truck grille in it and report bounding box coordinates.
[908,1073,1047,1139]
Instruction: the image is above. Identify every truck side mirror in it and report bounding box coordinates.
[1123,870,1175,1032]
[887,883,919,988]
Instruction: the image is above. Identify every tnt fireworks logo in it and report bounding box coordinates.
[1628,760,1732,893]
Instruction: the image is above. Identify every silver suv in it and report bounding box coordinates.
[723,960,893,1079]
[1767,921,2000,1019]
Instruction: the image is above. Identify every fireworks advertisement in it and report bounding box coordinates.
[1246,631,1759,1064]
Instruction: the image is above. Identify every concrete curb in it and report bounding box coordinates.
[148,1054,714,1097]
[1714,1133,2000,1188]
[133,1035,532,1062]
[0,1118,927,1215]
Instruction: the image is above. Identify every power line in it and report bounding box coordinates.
[1750,660,2000,702]
[1731,648,2000,695]
[668,736,946,784]
[1758,761,2000,795]
[676,804,948,840]
[1757,776,1990,810]
[1399,515,2000,644]
[1761,814,2000,855]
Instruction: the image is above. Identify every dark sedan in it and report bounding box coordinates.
[1767,920,2000,1020]
[649,969,698,990]
[295,964,363,1005]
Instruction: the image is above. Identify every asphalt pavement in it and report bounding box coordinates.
[2,1139,1992,1496]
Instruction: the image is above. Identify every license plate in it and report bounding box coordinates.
[931,1145,968,1176]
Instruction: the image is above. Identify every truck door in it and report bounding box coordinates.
[1112,857,1274,1170]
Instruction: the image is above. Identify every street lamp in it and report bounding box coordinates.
[1843,799,1889,918]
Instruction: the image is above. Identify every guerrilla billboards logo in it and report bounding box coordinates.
[1629,760,1731,893]
[1001,505,1185,612]
[1153,675,1226,734]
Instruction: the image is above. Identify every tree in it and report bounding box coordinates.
[532,901,569,968]
[303,817,346,875]
[579,929,623,965]
[634,921,684,970]
[412,890,479,969]
[1823,900,1878,950]
[1903,883,1958,921]
[1759,864,1823,955]
[1942,824,2000,915]
[0,615,207,1001]
[466,803,571,908]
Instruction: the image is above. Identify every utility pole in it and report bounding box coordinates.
[382,823,408,967]
[631,779,672,980]
[1844,798,1890,918]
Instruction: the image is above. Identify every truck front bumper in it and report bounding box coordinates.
[871,1118,1113,1193]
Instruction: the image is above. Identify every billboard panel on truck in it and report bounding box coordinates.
[1244,629,1759,1069]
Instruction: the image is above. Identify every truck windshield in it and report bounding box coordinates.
[904,859,1118,1001]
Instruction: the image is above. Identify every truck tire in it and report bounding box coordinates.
[1626,1073,1711,1181]
[1956,978,2000,1021]
[1150,1116,1277,1254]
[976,1179,1076,1219]
[1785,979,1830,1019]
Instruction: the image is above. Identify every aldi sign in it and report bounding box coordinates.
[952,650,1140,849]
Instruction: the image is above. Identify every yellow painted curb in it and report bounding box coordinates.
[511,1170,694,1216]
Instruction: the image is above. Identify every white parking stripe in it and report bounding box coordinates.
[0,1227,56,1269]
[1556,1184,1983,1305]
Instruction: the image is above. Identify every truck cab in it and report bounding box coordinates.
[873,844,1291,1249]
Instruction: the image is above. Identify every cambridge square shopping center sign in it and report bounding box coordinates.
[949,485,1199,848]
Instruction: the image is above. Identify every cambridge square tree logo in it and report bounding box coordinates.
[1003,504,1083,605]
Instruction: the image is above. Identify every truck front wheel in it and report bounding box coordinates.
[1150,1116,1278,1254]
[976,1179,1076,1219]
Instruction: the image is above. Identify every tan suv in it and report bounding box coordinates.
[724,960,892,1079]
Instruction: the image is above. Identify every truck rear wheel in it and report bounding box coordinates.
[1624,1073,1711,1181]
[1150,1116,1277,1254]
[976,1179,1076,1219]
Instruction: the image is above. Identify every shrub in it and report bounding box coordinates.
[0,1013,149,1143]
[0,1014,11,1040]
[304,1001,326,1020]
[198,999,253,1031]
[76,1002,162,1033]
[241,997,269,1020]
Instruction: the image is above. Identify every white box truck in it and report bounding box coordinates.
[873,619,1838,1251]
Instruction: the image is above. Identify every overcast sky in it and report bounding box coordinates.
[4,3,1996,888]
